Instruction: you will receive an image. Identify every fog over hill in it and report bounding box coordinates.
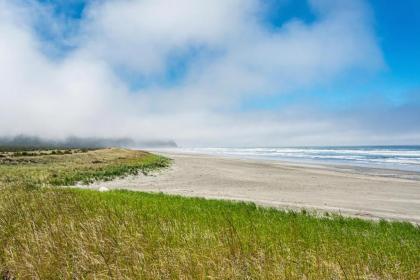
[0,135,177,150]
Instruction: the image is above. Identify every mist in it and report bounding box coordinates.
[0,0,418,147]
[0,135,177,150]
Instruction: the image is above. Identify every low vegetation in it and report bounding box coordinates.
[0,148,169,188]
[0,148,419,279]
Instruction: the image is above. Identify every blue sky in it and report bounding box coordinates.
[0,0,419,146]
[35,0,420,108]
[243,0,420,111]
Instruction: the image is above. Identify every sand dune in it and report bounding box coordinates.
[81,152,420,223]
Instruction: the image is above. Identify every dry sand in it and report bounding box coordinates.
[81,152,420,223]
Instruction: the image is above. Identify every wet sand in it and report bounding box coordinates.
[81,152,420,223]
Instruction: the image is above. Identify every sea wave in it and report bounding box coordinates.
[166,146,420,171]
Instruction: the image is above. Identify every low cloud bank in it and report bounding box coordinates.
[0,135,177,150]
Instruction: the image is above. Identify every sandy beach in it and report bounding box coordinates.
[83,152,420,223]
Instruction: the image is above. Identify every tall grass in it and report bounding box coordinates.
[0,148,419,279]
[0,148,169,189]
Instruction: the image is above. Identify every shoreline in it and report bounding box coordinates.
[146,147,420,173]
[148,150,420,181]
[81,151,420,223]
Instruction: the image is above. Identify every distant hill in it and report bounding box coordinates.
[0,135,177,150]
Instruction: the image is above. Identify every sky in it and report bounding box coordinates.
[0,0,419,147]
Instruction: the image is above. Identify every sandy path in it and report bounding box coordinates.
[81,152,420,223]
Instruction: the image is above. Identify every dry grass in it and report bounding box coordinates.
[0,148,419,279]
[0,148,168,188]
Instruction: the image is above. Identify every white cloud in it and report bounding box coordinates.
[82,0,383,88]
[1,0,413,146]
[81,0,259,74]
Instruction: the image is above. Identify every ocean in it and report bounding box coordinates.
[164,146,420,172]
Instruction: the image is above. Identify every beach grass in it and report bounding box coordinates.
[0,148,419,279]
[0,148,169,189]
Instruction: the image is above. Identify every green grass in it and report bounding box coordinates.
[0,148,419,279]
[0,148,169,188]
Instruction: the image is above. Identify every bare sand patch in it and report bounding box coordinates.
[80,152,420,223]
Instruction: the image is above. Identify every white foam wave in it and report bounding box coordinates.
[167,146,420,171]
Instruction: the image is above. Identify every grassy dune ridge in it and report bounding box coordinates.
[0,148,419,279]
[0,148,169,188]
